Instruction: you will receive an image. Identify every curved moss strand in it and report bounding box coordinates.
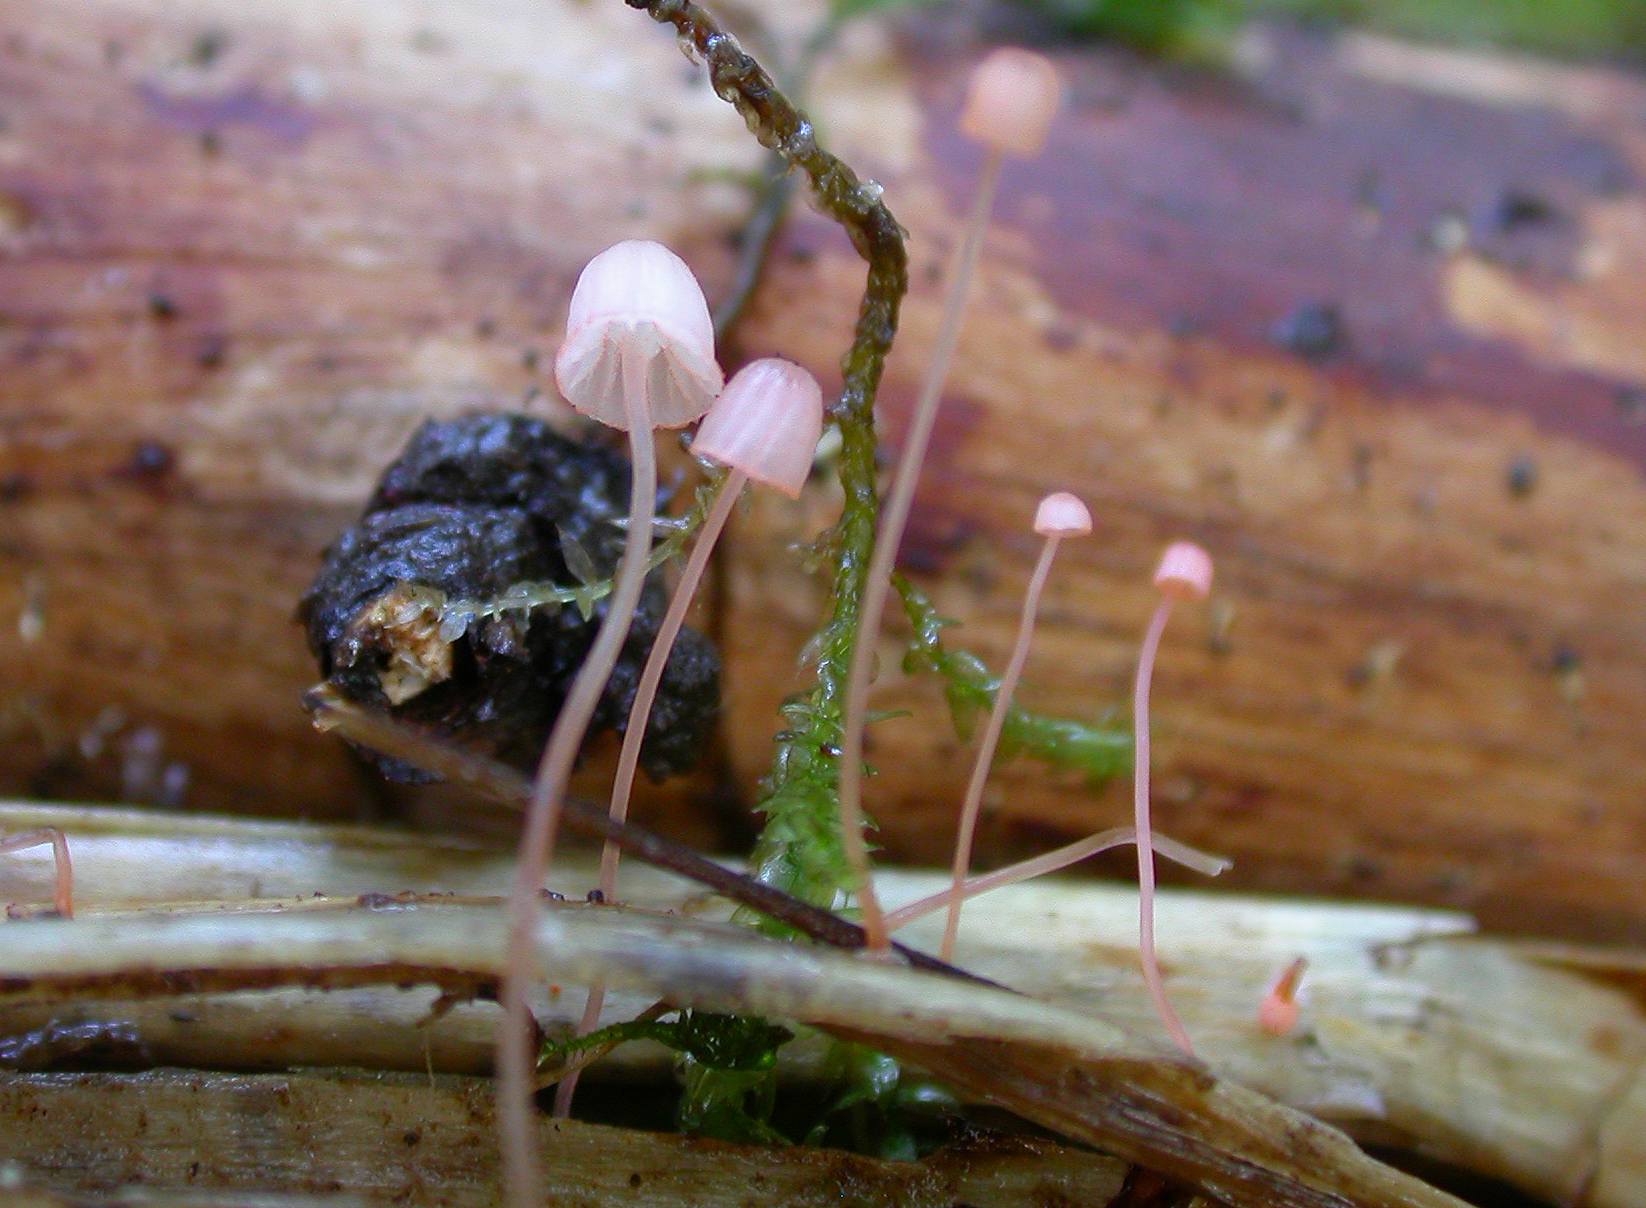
[898,575,1132,781]
[629,0,907,908]
[436,482,713,632]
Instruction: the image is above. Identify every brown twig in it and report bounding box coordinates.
[302,687,986,984]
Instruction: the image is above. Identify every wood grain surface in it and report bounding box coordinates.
[1,0,1644,942]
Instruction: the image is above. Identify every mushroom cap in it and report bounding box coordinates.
[1033,491,1092,536]
[692,357,824,498]
[1153,541,1214,601]
[959,47,1062,158]
[553,240,723,430]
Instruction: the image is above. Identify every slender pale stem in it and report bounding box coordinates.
[498,352,658,1208]
[0,827,73,917]
[1134,597,1193,1056]
[941,533,1060,960]
[887,826,1228,931]
[553,467,746,1119]
[837,147,1005,952]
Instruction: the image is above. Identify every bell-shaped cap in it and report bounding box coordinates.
[692,357,824,498]
[1153,541,1214,601]
[959,47,1062,158]
[1034,491,1092,536]
[553,240,723,430]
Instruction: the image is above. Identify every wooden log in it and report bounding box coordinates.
[0,0,1644,942]
[0,1068,1130,1208]
[724,22,1646,944]
[0,0,758,840]
[2,804,1643,1206]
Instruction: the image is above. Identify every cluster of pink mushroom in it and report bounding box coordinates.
[498,40,1240,1208]
[495,238,827,1207]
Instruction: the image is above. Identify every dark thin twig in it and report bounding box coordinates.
[712,155,795,344]
[303,687,986,984]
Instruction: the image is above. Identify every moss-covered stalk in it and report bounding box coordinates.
[629,0,907,908]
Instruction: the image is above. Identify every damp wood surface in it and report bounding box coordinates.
[1,804,1644,1208]
[0,1067,1133,1208]
[0,0,1644,948]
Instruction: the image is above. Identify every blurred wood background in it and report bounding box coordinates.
[2,0,1644,941]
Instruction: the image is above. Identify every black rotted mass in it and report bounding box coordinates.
[300,413,720,782]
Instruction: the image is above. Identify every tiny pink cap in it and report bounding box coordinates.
[692,358,824,498]
[959,48,1062,158]
[554,240,724,431]
[1258,993,1300,1036]
[1033,491,1092,536]
[1153,540,1213,601]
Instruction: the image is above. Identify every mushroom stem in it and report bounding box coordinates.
[887,826,1228,932]
[1134,595,1193,1055]
[941,527,1059,961]
[838,146,1005,953]
[553,466,747,1119]
[0,827,73,917]
[602,468,744,898]
[498,352,659,1208]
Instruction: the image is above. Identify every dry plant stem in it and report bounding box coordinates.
[304,689,983,982]
[1134,597,1192,1055]
[838,147,1005,951]
[555,468,747,1117]
[499,354,658,1208]
[887,827,1229,932]
[941,530,1059,960]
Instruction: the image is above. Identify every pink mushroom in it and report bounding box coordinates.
[554,357,822,1117]
[498,239,722,1208]
[1259,957,1307,1036]
[939,491,1090,961]
[1134,540,1214,1056]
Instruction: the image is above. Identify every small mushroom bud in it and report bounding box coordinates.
[1259,957,1307,1036]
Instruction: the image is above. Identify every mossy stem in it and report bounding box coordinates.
[627,0,909,911]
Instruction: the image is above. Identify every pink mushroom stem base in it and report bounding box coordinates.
[1134,596,1194,1056]
[498,355,659,1208]
[553,467,747,1119]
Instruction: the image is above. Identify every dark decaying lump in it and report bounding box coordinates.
[300,413,720,782]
